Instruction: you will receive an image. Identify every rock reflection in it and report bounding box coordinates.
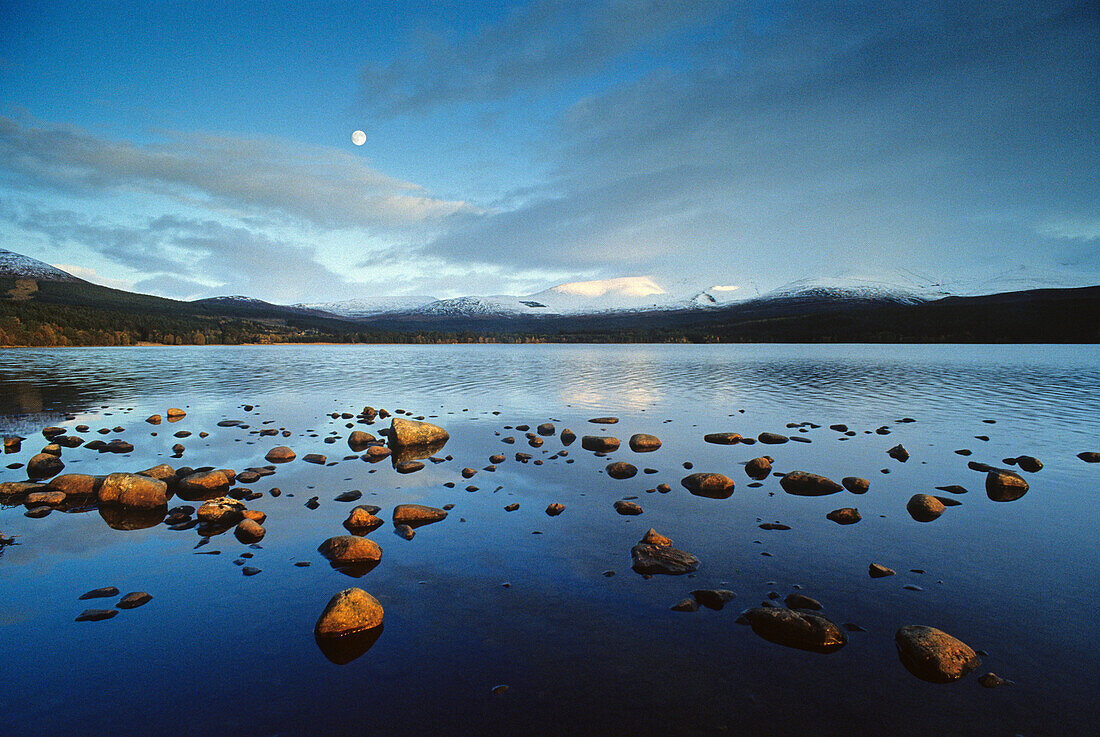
[99,504,167,531]
[315,624,384,665]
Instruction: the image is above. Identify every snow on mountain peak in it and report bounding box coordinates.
[0,248,82,283]
[548,276,666,298]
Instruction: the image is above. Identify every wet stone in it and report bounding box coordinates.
[79,586,120,600]
[117,592,153,609]
[75,609,118,622]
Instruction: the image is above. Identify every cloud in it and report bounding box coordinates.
[131,274,212,300]
[0,117,475,231]
[51,264,133,291]
[359,0,731,114]
[419,1,1100,288]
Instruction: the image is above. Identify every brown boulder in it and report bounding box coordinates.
[388,418,449,448]
[630,543,699,575]
[628,434,662,452]
[895,625,981,683]
[315,587,384,638]
[347,431,376,451]
[907,494,945,522]
[392,504,448,527]
[318,535,383,565]
[704,432,742,445]
[826,507,861,525]
[177,470,230,500]
[742,607,847,654]
[264,446,296,463]
[744,457,772,479]
[985,469,1028,502]
[97,473,168,509]
[842,476,870,494]
[47,474,101,497]
[606,461,637,479]
[344,506,384,534]
[779,471,843,496]
[27,453,64,480]
[197,497,246,527]
[581,435,620,452]
[234,519,266,543]
[681,472,735,499]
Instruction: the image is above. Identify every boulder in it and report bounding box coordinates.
[234,519,266,543]
[588,417,619,424]
[264,446,296,463]
[177,470,230,500]
[640,528,672,546]
[166,408,186,420]
[985,469,1028,502]
[47,474,101,497]
[344,506,384,534]
[196,497,246,527]
[888,444,910,462]
[894,625,981,683]
[742,607,847,654]
[364,445,391,461]
[826,507,861,525]
[907,494,946,522]
[117,592,152,609]
[560,429,577,445]
[537,423,556,436]
[581,436,620,452]
[613,500,643,515]
[744,457,772,479]
[680,473,735,499]
[758,432,789,444]
[347,431,376,451]
[315,587,384,638]
[318,535,382,565]
[138,464,179,489]
[842,476,870,494]
[1078,451,1100,463]
[606,461,637,480]
[869,563,896,578]
[779,471,843,496]
[692,589,735,610]
[630,543,699,575]
[26,453,64,480]
[545,503,565,516]
[24,490,67,508]
[97,473,168,509]
[392,504,448,527]
[628,434,662,452]
[1015,455,1042,473]
[388,418,449,448]
[784,593,822,610]
[704,432,742,445]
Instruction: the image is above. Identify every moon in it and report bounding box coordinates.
[351,130,366,146]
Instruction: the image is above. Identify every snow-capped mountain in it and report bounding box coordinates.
[295,295,438,319]
[753,270,951,305]
[0,247,82,282]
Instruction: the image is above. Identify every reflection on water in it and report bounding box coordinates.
[0,344,1098,737]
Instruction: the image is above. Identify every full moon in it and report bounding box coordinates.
[351,130,366,146]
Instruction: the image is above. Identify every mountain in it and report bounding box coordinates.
[295,295,438,319]
[0,247,83,283]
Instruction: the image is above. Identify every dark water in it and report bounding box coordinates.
[0,344,1097,737]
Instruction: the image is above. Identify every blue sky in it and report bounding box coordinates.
[1,0,1097,302]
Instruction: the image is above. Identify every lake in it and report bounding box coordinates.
[1,344,1097,736]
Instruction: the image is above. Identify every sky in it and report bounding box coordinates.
[0,0,1097,303]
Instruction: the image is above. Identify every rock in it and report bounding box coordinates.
[588,416,619,424]
[894,625,981,683]
[780,471,843,496]
[985,469,1028,502]
[24,490,66,507]
[393,524,415,540]
[315,587,384,639]
[79,586,120,600]
[758,522,791,530]
[742,607,847,653]
[640,528,672,546]
[265,446,296,463]
[302,453,327,465]
[47,474,101,497]
[145,415,162,425]
[242,566,261,576]
[392,504,448,527]
[241,509,266,522]
[704,432,742,445]
[745,457,772,479]
[784,593,822,610]
[344,506,384,534]
[606,461,638,479]
[24,506,51,518]
[671,598,699,612]
[560,429,576,445]
[758,432,789,444]
[1078,451,1100,463]
[936,484,968,494]
[0,481,46,502]
[41,426,66,440]
[978,673,1012,688]
[234,519,266,543]
[545,503,565,516]
[537,423,555,436]
[692,589,735,610]
[138,464,179,489]
[318,536,382,565]
[869,563,896,578]
[116,592,152,609]
[826,507,861,525]
[75,609,118,622]
[581,436,620,452]
[680,472,735,499]
[347,431,376,451]
[364,445,391,461]
[26,453,64,480]
[628,434,662,452]
[166,408,186,420]
[335,490,362,503]
[395,461,425,474]
[967,461,994,472]
[504,503,519,512]
[1014,455,1042,472]
[97,473,168,509]
[888,444,910,462]
[177,470,230,500]
[388,418,449,448]
[630,543,699,575]
[907,494,946,522]
[196,497,246,527]
[613,500,643,515]
[104,439,134,454]
[842,476,870,494]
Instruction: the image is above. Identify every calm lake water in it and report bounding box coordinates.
[1,344,1097,736]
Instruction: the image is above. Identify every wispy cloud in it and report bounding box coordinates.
[0,117,476,231]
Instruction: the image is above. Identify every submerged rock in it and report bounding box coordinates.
[1014,455,1042,473]
[742,607,847,654]
[75,609,118,622]
[757,432,789,444]
[117,592,152,609]
[79,586,120,600]
[692,589,735,610]
[1078,451,1100,463]
[704,432,741,445]
[894,625,981,683]
[347,431,376,451]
